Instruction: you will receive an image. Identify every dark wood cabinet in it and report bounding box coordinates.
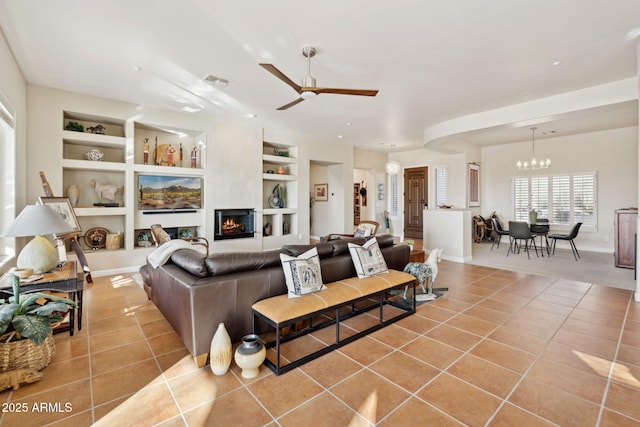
[614,209,637,269]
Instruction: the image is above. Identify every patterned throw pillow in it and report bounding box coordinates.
[280,247,326,298]
[348,238,389,278]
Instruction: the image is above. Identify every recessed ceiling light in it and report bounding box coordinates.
[246,113,257,118]
[133,66,142,72]
[552,61,561,66]
[337,135,344,139]
[346,122,351,126]
[203,74,229,87]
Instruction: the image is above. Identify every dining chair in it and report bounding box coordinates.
[549,222,582,260]
[491,217,510,250]
[507,221,538,259]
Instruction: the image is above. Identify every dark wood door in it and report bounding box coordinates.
[404,167,428,239]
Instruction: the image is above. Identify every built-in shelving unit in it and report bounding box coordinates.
[57,110,206,269]
[262,140,298,249]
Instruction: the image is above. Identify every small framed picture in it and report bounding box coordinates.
[38,196,81,236]
[314,183,328,201]
[468,163,480,207]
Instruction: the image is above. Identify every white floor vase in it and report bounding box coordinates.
[210,323,232,375]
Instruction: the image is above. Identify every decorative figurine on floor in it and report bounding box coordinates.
[403,248,446,301]
[0,369,44,391]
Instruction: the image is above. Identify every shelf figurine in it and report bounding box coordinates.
[191,146,198,168]
[166,144,176,167]
[143,137,149,165]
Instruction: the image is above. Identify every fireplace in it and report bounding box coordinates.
[214,209,256,240]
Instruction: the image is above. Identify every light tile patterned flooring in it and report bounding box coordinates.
[1,261,639,426]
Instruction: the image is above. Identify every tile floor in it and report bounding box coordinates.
[1,261,639,426]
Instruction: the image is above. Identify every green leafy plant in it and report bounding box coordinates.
[0,274,76,345]
[405,239,415,247]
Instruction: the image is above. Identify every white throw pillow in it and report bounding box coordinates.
[348,238,389,278]
[280,247,326,298]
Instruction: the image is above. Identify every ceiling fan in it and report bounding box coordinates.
[260,46,379,110]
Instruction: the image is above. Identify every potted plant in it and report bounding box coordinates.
[137,230,152,247]
[405,239,415,251]
[0,274,76,371]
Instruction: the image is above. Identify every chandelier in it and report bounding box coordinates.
[516,127,551,170]
[384,160,401,175]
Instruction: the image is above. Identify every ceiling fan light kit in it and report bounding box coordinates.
[260,46,379,110]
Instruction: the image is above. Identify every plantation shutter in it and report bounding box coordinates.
[530,176,549,218]
[573,174,596,228]
[389,174,399,217]
[513,177,529,221]
[435,167,447,207]
[552,176,571,225]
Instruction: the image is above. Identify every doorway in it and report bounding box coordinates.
[404,166,428,239]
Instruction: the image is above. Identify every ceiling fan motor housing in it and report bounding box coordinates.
[302,76,316,87]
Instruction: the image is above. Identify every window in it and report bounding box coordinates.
[435,166,447,207]
[513,172,597,230]
[0,93,16,262]
[389,174,399,217]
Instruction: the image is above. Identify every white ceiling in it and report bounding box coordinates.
[1,0,639,152]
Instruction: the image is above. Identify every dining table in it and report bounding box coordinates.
[530,221,550,256]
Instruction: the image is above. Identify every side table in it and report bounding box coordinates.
[410,249,426,263]
[0,261,83,336]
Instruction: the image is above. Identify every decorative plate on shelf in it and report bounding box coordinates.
[84,227,109,250]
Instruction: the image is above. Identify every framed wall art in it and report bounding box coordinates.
[39,196,81,235]
[468,163,480,207]
[314,183,328,201]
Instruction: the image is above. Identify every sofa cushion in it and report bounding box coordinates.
[348,238,389,278]
[205,249,285,276]
[283,242,333,258]
[280,247,325,297]
[330,237,367,256]
[375,234,395,248]
[171,249,209,278]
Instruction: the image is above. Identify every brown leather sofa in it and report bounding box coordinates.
[140,235,410,367]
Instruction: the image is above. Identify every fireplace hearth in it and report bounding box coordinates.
[214,209,256,240]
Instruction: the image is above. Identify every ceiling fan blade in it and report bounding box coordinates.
[277,98,305,110]
[310,87,379,97]
[259,64,302,93]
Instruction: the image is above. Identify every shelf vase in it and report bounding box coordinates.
[67,185,80,208]
[234,334,266,379]
[210,323,232,376]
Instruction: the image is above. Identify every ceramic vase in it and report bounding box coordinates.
[67,185,80,208]
[234,334,266,379]
[210,323,232,375]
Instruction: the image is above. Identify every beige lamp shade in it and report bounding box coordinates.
[1,204,75,274]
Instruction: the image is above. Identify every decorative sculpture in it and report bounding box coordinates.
[403,248,445,301]
[90,179,121,204]
[0,369,44,391]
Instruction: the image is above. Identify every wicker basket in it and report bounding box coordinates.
[0,332,56,372]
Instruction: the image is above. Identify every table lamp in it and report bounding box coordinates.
[1,204,75,274]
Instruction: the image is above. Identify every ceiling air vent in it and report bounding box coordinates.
[203,74,229,87]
